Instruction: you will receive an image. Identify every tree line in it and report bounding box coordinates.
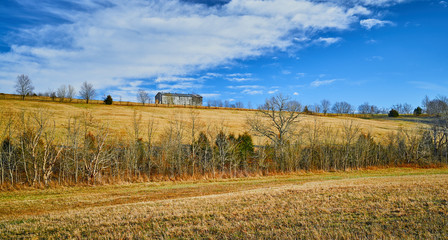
[11,74,447,115]
[1,94,448,188]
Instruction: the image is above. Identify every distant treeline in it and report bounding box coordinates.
[1,100,447,188]
[7,74,448,115]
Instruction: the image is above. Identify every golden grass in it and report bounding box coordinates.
[0,99,423,143]
[0,168,447,238]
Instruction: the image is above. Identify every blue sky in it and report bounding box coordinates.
[0,0,447,109]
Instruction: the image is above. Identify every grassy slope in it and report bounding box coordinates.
[0,99,422,143]
[1,167,447,238]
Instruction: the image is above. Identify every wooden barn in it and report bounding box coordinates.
[155,92,203,106]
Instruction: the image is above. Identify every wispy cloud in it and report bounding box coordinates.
[228,84,264,95]
[227,85,262,89]
[329,0,408,7]
[200,93,221,98]
[242,89,263,95]
[312,37,342,46]
[409,81,447,91]
[310,79,337,87]
[0,0,374,97]
[296,73,306,79]
[226,73,255,82]
[440,1,448,7]
[360,18,394,29]
[359,0,407,6]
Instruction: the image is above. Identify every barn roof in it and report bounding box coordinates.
[156,92,202,98]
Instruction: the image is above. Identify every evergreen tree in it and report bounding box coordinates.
[388,109,399,117]
[104,95,113,105]
[413,106,422,116]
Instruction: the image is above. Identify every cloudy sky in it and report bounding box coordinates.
[1,0,447,108]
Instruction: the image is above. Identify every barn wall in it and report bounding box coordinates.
[157,94,203,106]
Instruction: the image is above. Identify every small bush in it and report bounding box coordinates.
[388,109,399,117]
[303,106,312,114]
[237,132,254,160]
[413,107,422,116]
[104,95,113,105]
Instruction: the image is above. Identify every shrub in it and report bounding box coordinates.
[413,107,422,116]
[237,132,254,160]
[104,95,113,105]
[388,109,399,117]
[303,106,312,114]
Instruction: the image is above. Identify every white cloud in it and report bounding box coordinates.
[296,73,306,78]
[359,0,407,6]
[360,18,394,30]
[312,37,342,46]
[268,89,279,94]
[228,84,264,95]
[227,85,262,89]
[409,81,447,91]
[0,0,388,97]
[293,92,299,96]
[242,89,263,95]
[155,76,199,83]
[200,93,221,98]
[310,79,337,87]
[328,0,408,7]
[226,73,255,82]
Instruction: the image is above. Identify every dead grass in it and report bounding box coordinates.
[0,99,423,143]
[0,167,447,239]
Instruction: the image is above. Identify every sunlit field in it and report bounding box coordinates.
[1,168,447,238]
[0,99,423,143]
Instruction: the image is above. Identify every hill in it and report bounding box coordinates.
[0,98,424,144]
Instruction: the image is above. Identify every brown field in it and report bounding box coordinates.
[0,99,424,143]
[0,167,447,238]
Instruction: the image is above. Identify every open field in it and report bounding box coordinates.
[0,99,425,143]
[1,167,447,238]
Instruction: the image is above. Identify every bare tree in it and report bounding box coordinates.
[422,95,430,113]
[79,81,96,104]
[235,101,244,109]
[321,99,331,115]
[426,96,448,115]
[49,90,57,101]
[247,101,252,109]
[341,120,360,170]
[392,103,413,114]
[332,101,353,114]
[56,85,67,102]
[137,89,150,105]
[15,74,34,100]
[42,121,63,186]
[403,103,413,114]
[67,85,75,102]
[313,103,321,113]
[358,102,371,114]
[247,94,301,147]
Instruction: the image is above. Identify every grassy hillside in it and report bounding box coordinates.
[1,168,447,238]
[0,99,423,143]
